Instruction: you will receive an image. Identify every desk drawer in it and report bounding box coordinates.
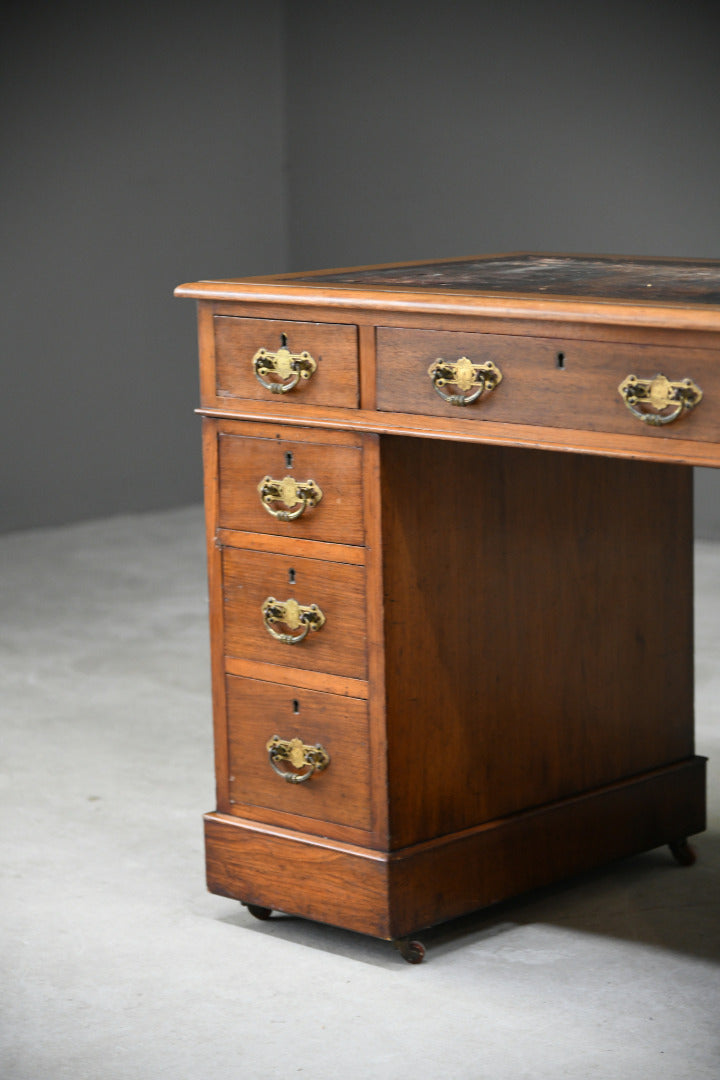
[225,675,371,832]
[376,326,720,441]
[217,429,364,546]
[215,316,359,407]
[222,547,367,680]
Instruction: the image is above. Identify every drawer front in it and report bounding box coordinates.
[222,547,367,679]
[214,316,359,407]
[218,431,364,546]
[225,676,371,831]
[376,326,720,441]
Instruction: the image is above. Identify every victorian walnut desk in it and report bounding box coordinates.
[176,254,717,962]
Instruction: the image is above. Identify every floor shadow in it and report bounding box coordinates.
[215,832,720,968]
[412,832,720,963]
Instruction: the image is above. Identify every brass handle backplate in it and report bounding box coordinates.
[261,597,326,644]
[257,475,323,520]
[618,372,703,425]
[252,343,317,394]
[427,356,502,406]
[266,735,330,783]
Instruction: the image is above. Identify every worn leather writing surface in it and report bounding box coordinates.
[306,254,720,304]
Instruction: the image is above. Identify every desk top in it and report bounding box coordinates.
[177,253,720,468]
[304,254,720,305]
[176,253,720,332]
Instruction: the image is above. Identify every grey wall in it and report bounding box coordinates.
[1,1,287,532]
[286,0,720,537]
[286,0,720,266]
[3,1,720,535]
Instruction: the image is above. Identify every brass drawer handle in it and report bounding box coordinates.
[261,597,326,644]
[427,356,502,406]
[257,475,323,520]
[266,735,330,784]
[618,373,703,425]
[252,340,317,394]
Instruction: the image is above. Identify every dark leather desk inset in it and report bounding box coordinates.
[176,253,716,962]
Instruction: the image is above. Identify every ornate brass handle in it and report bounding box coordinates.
[257,476,323,520]
[618,373,703,426]
[427,356,502,406]
[252,342,317,394]
[261,597,326,644]
[266,735,330,784]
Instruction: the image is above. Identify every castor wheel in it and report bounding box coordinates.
[242,902,273,920]
[668,838,697,867]
[392,938,426,964]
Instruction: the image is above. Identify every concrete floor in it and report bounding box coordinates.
[1,505,718,1079]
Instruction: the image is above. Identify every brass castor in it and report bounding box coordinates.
[242,902,273,920]
[668,838,697,867]
[393,938,426,964]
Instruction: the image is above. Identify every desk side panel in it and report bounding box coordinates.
[380,437,694,849]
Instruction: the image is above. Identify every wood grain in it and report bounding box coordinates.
[224,656,368,700]
[379,436,694,847]
[217,428,364,545]
[197,400,720,469]
[225,675,372,833]
[376,325,720,443]
[201,417,230,812]
[214,315,359,408]
[204,812,391,938]
[222,546,367,680]
[183,254,710,948]
[203,755,705,941]
[384,756,706,939]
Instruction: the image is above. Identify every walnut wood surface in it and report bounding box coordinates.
[204,813,391,938]
[224,656,368,700]
[222,547,367,680]
[184,254,711,948]
[217,428,364,545]
[213,315,359,408]
[379,436,693,847]
[384,756,706,938]
[225,675,372,834]
[176,253,720,334]
[203,756,705,941]
[376,326,720,443]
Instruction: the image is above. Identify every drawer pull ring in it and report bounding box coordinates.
[261,597,326,644]
[257,475,323,520]
[618,373,703,425]
[266,735,330,784]
[252,343,317,394]
[427,356,502,406]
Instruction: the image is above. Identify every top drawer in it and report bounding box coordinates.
[214,316,359,408]
[376,326,720,442]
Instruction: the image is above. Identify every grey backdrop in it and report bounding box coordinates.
[3,0,720,535]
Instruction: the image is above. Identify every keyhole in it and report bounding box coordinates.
[288,567,296,585]
[280,332,288,348]
[285,451,294,469]
[292,699,299,714]
[556,352,566,369]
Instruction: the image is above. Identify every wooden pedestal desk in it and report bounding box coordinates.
[176,253,717,962]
